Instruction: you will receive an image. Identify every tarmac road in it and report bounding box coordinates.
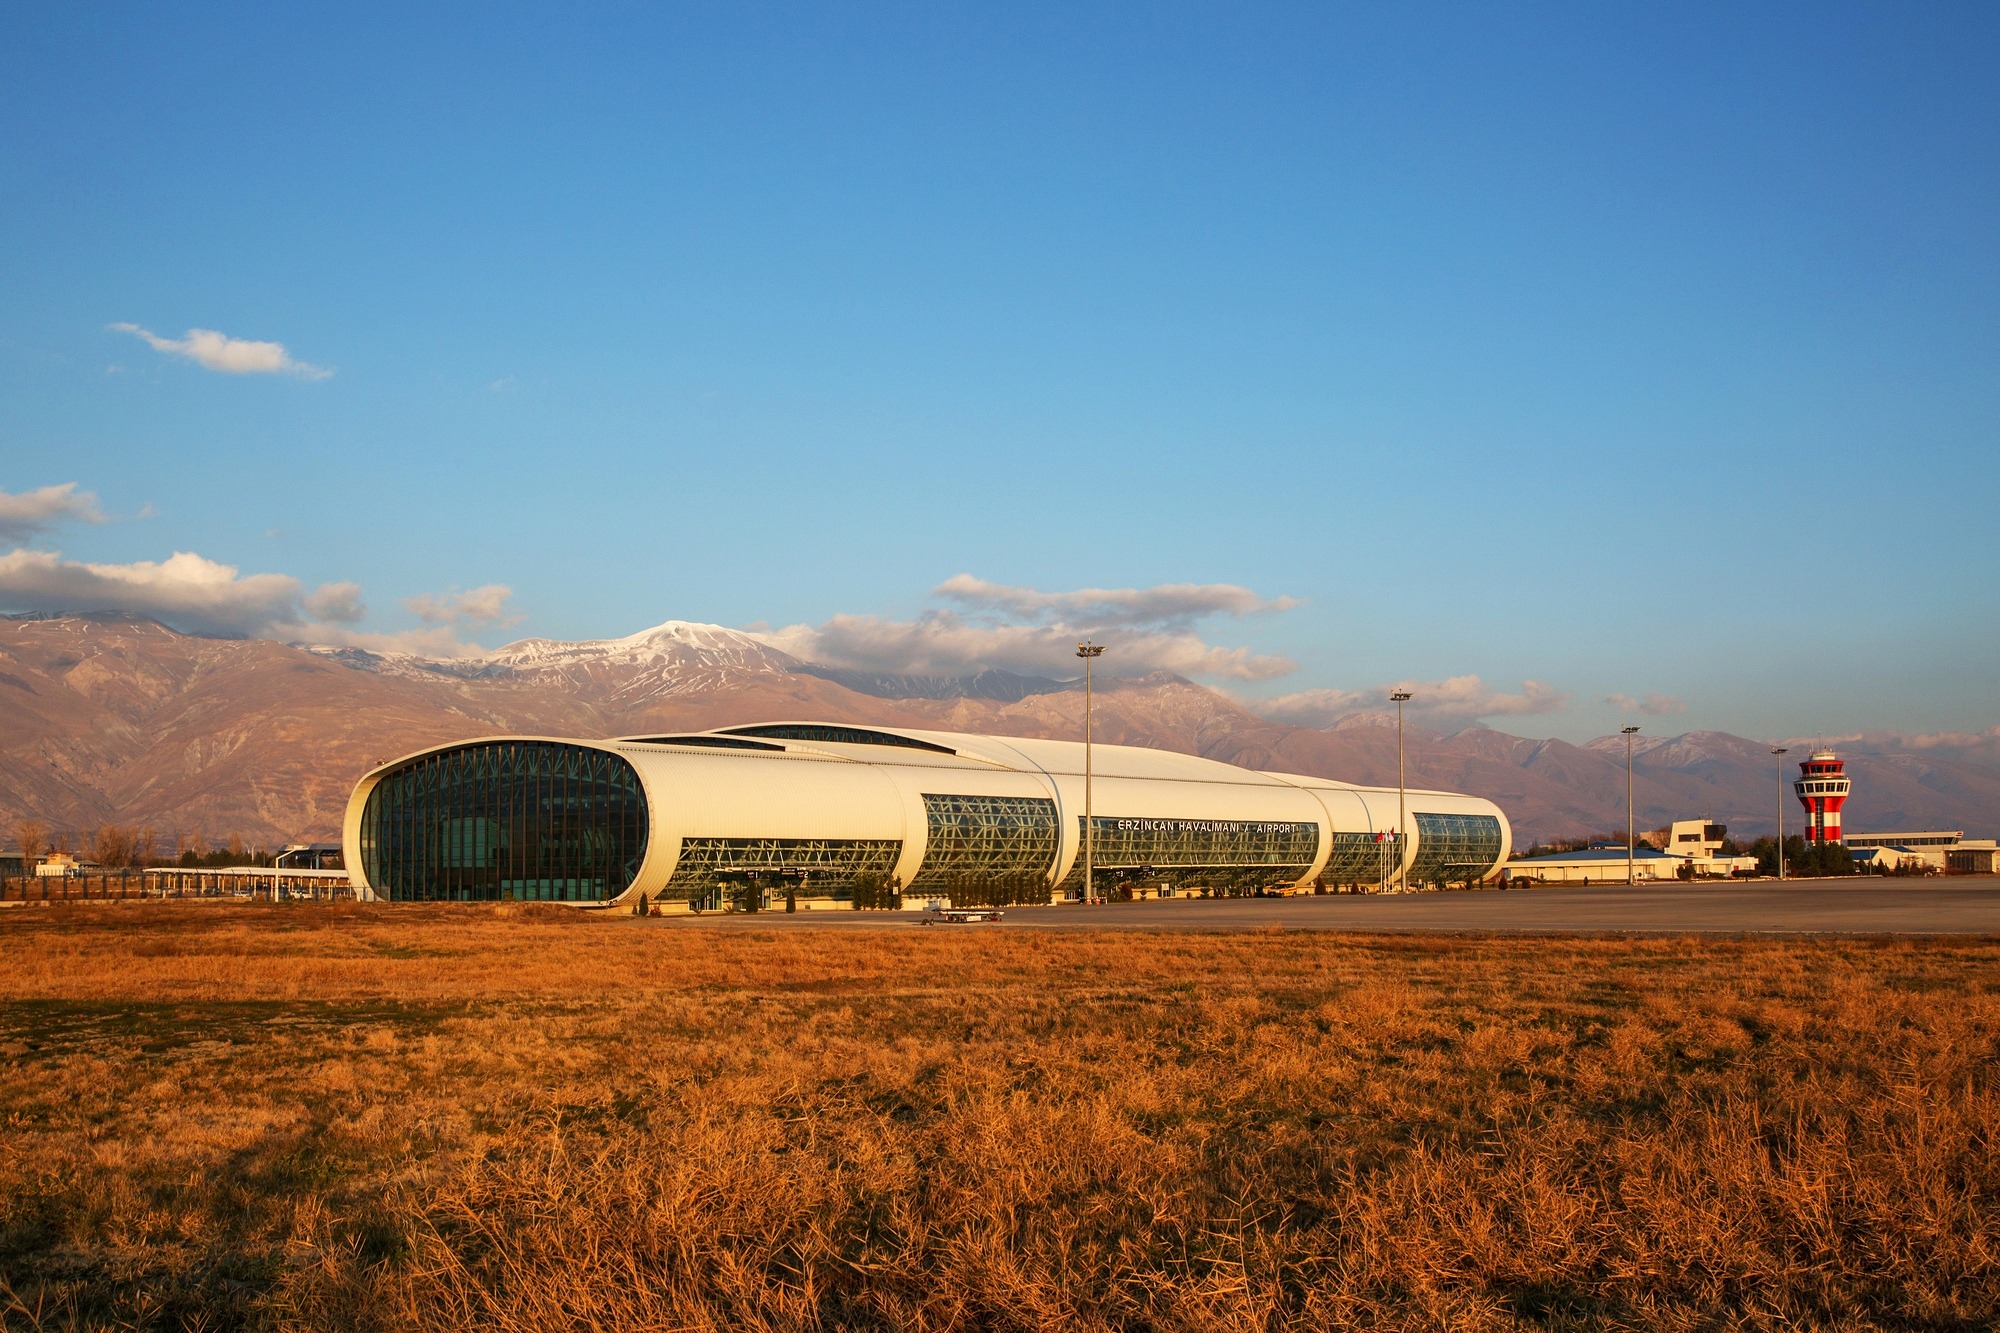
[667,877,2000,935]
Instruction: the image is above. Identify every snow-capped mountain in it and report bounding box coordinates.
[310,620,801,694]
[311,620,1077,704]
[477,621,805,701]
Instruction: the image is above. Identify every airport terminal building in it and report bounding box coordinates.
[340,723,1512,907]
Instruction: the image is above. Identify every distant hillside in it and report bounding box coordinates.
[1,614,1994,848]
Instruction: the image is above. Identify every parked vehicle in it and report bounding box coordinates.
[920,902,1004,924]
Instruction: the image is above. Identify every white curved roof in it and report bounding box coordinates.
[625,721,1312,786]
[619,721,1490,805]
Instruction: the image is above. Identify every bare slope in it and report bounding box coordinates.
[2,614,1994,846]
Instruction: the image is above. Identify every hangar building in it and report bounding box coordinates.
[340,722,1511,907]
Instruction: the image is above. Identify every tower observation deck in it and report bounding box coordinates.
[1794,750,1851,844]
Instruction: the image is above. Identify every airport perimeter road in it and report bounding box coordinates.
[671,878,2000,934]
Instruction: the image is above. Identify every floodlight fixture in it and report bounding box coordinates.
[1772,747,1789,880]
[1389,690,1413,889]
[1621,726,1642,885]
[1076,643,1105,903]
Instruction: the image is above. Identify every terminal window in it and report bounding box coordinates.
[910,794,1060,889]
[1409,812,1504,885]
[359,740,648,903]
[1057,815,1320,894]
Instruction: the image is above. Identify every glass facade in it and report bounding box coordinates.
[359,741,648,903]
[1320,831,1403,886]
[1409,812,1504,885]
[721,723,956,754]
[909,794,1059,889]
[664,836,903,900]
[1057,816,1320,894]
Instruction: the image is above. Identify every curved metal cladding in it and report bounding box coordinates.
[345,739,650,903]
[614,740,911,903]
[1267,777,1394,887]
[1270,773,1512,887]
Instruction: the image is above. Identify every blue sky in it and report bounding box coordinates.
[2,3,1996,742]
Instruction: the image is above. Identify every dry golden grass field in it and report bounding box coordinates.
[2,905,1997,1331]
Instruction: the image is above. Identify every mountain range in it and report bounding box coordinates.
[2,612,1995,850]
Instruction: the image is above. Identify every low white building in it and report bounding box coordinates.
[1659,820,1759,875]
[34,852,101,878]
[1505,820,1757,884]
[1846,831,1963,872]
[1851,846,1933,873]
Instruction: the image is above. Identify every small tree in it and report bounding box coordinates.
[14,820,47,867]
[93,825,135,869]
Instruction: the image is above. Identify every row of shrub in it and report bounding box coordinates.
[1746,834,1858,877]
[849,871,904,910]
[914,869,1052,908]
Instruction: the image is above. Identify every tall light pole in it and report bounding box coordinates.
[1076,643,1105,905]
[1772,747,1788,881]
[1622,725,1641,886]
[1390,690,1412,890]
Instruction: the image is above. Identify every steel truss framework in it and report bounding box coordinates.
[1320,831,1403,885]
[910,794,1060,889]
[1056,815,1320,894]
[664,836,904,899]
[1409,813,1505,885]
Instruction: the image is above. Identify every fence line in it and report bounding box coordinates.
[0,868,355,904]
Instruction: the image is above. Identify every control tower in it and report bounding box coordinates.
[1794,750,1851,844]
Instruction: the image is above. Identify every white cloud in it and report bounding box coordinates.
[1259,675,1570,727]
[935,574,1301,628]
[284,621,495,659]
[752,575,1300,681]
[110,323,331,379]
[404,583,522,626]
[302,581,367,624]
[762,612,1295,682]
[1904,724,2000,749]
[1254,688,1368,726]
[1605,692,1687,717]
[0,548,301,637]
[0,546,503,655]
[0,483,105,543]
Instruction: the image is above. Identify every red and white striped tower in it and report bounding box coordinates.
[1793,749,1851,844]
